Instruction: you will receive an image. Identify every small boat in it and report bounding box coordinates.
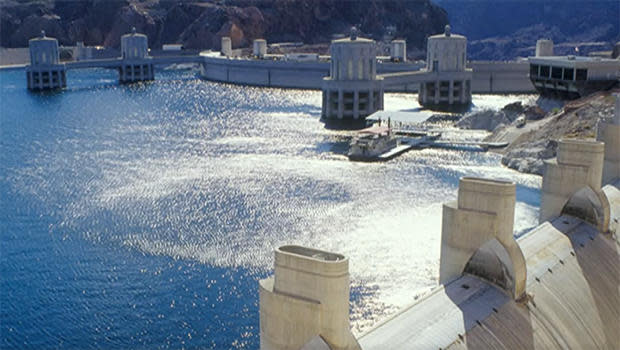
[347,125,399,161]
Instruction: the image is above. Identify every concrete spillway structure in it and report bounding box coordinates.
[597,94,620,185]
[26,31,66,90]
[440,177,527,299]
[321,29,384,122]
[259,245,360,350]
[539,139,609,231]
[359,173,619,349]
[119,28,154,83]
[418,25,472,108]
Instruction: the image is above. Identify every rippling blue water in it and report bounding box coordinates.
[1,68,542,349]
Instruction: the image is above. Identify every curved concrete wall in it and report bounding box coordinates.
[199,53,534,93]
[201,54,330,89]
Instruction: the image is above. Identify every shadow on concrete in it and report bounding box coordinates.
[559,221,620,348]
[445,240,535,349]
[445,277,535,349]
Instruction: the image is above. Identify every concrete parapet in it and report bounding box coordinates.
[259,245,360,350]
[440,177,527,299]
[596,94,620,184]
[540,139,609,231]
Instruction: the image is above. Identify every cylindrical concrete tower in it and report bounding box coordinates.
[322,29,384,123]
[119,28,154,84]
[418,25,472,108]
[221,37,232,57]
[535,39,554,57]
[253,39,267,58]
[26,31,66,90]
[426,25,467,72]
[390,39,406,62]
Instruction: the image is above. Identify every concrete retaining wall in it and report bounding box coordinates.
[470,61,534,93]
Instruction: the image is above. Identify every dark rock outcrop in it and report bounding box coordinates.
[435,0,620,60]
[1,0,448,53]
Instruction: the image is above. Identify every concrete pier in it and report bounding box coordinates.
[119,28,154,84]
[418,25,472,108]
[321,29,384,122]
[259,245,360,350]
[25,31,66,91]
[540,139,609,231]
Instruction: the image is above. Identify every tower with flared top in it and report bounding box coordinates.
[119,27,154,83]
[418,25,472,108]
[322,27,384,122]
[26,31,67,90]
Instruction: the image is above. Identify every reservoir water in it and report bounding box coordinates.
[0,68,542,349]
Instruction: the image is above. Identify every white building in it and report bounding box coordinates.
[26,31,66,90]
[322,29,384,122]
[418,25,472,108]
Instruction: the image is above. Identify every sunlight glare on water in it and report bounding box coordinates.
[0,69,541,348]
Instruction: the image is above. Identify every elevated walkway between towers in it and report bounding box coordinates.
[65,55,203,70]
[359,214,620,349]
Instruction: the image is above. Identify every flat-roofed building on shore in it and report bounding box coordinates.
[529,40,619,99]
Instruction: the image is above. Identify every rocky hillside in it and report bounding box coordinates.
[484,91,619,175]
[435,0,620,60]
[0,0,448,51]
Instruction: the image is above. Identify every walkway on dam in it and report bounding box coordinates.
[65,55,202,70]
